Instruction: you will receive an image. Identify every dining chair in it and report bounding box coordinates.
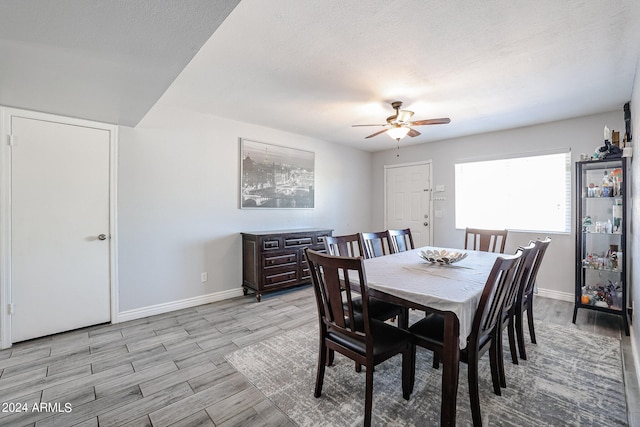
[304,248,413,427]
[512,237,551,360]
[360,231,392,258]
[387,228,415,253]
[324,233,407,332]
[464,228,508,253]
[495,242,536,386]
[409,250,523,427]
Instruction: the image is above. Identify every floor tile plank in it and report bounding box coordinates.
[0,287,632,427]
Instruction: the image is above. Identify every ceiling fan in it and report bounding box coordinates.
[352,101,450,141]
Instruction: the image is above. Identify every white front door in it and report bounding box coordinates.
[9,115,112,342]
[385,162,432,247]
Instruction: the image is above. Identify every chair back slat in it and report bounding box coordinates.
[387,228,415,253]
[305,248,370,340]
[324,234,365,257]
[465,228,508,253]
[360,231,392,258]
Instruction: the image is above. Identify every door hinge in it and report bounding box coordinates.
[7,135,16,147]
[7,303,14,315]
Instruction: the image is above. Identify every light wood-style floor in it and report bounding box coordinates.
[0,286,636,426]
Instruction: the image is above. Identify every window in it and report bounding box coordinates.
[454,150,571,233]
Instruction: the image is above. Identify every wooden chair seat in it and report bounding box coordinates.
[351,298,406,325]
[328,319,412,356]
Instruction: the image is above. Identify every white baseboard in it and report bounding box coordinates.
[115,288,245,323]
[536,287,573,303]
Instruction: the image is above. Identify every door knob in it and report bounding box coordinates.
[423,222,429,226]
[98,234,107,241]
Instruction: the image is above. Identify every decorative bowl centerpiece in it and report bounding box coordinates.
[418,249,468,265]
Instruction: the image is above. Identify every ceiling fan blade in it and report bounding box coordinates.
[365,128,389,139]
[409,118,451,126]
[352,124,387,127]
[407,128,421,137]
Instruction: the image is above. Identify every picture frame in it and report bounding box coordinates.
[240,138,315,209]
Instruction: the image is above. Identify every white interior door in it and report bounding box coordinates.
[385,162,432,247]
[10,116,111,342]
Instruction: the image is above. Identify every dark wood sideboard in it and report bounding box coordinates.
[241,228,333,301]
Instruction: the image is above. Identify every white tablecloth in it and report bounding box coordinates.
[363,246,501,348]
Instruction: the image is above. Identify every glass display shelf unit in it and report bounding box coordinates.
[573,157,629,335]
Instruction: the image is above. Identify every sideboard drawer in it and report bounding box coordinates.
[263,238,281,250]
[264,269,298,287]
[264,253,297,268]
[284,237,312,247]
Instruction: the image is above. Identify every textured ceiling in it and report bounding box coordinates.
[163,0,640,151]
[1,1,639,151]
[0,0,239,126]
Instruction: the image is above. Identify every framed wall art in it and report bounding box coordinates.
[240,138,315,209]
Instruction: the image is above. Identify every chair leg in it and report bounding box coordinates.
[516,309,527,360]
[432,352,440,369]
[507,315,519,365]
[326,348,335,366]
[398,308,409,329]
[402,348,413,399]
[315,342,327,398]
[526,299,537,344]
[468,355,483,427]
[409,345,416,393]
[490,336,503,395]
[364,365,374,427]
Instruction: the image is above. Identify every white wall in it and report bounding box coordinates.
[117,102,372,312]
[372,111,625,299]
[629,59,640,385]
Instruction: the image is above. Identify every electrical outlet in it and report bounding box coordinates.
[201,272,208,282]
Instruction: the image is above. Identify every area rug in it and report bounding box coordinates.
[225,323,626,426]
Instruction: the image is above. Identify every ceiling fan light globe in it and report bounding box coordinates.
[387,126,410,141]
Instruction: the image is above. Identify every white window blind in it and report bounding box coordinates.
[454,150,571,233]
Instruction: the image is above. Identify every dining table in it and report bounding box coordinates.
[362,245,503,427]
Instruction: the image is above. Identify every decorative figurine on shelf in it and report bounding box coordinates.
[602,140,623,159]
[582,216,592,232]
[610,252,618,270]
[595,143,623,160]
[594,126,623,159]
